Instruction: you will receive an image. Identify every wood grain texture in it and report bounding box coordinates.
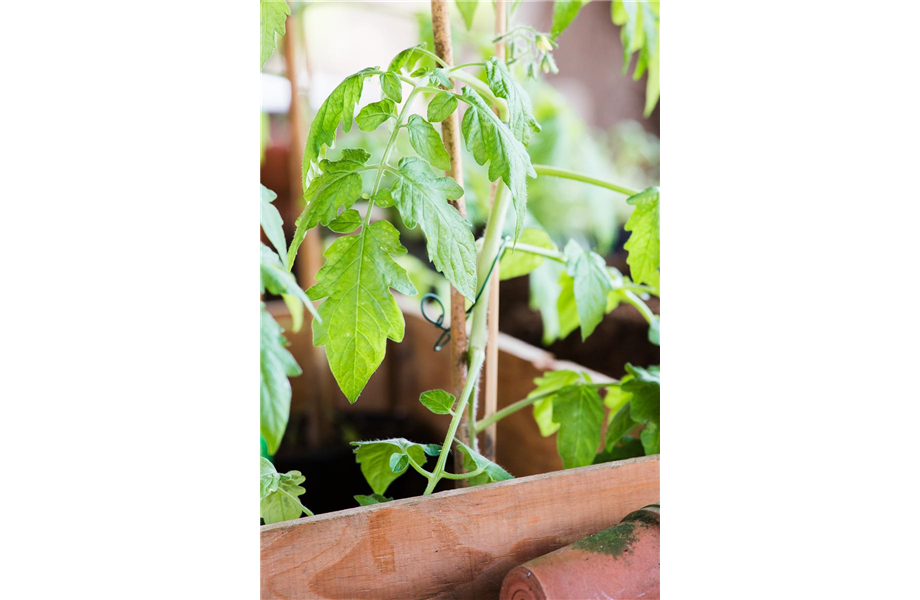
[660,454,920,503]
[430,0,472,479]
[261,455,659,600]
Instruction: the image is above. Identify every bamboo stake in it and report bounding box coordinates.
[481,0,507,462]
[430,0,473,482]
[283,11,333,448]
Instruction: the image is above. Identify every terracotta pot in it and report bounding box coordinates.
[499,504,660,600]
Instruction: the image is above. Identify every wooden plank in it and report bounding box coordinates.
[261,455,659,600]
[659,454,920,503]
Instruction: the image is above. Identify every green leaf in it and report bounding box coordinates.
[640,421,659,454]
[612,0,660,116]
[260,457,281,499]
[281,294,304,333]
[261,243,319,321]
[423,444,442,457]
[530,261,565,345]
[429,68,453,89]
[603,378,632,414]
[308,220,417,402]
[564,240,613,340]
[427,91,459,122]
[260,185,287,269]
[328,209,362,233]
[529,370,587,437]
[260,458,311,524]
[290,149,370,266]
[407,115,451,171]
[459,87,536,239]
[552,382,604,468]
[302,68,376,185]
[456,0,479,30]
[354,493,393,506]
[260,0,290,69]
[351,438,428,495]
[499,228,556,280]
[593,436,645,464]
[604,403,635,451]
[648,315,660,345]
[485,58,540,147]
[374,188,394,208]
[388,44,425,73]
[356,99,396,132]
[419,389,455,415]
[381,72,402,103]
[388,158,477,300]
[623,186,660,288]
[455,441,513,486]
[551,0,590,40]
[260,307,301,455]
[556,272,581,340]
[624,363,660,425]
[389,452,410,473]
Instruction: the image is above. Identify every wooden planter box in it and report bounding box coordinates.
[261,454,660,600]
[263,299,660,598]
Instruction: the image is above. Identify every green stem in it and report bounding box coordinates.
[532,164,639,197]
[365,85,423,219]
[472,382,616,434]
[620,289,655,324]
[505,242,566,263]
[441,466,486,480]
[470,184,510,351]
[424,350,486,495]
[448,61,485,71]
[413,46,449,68]
[406,455,434,479]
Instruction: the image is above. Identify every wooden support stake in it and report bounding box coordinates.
[481,0,507,462]
[430,0,472,481]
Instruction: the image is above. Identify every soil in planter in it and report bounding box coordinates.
[498,247,660,379]
[270,410,454,516]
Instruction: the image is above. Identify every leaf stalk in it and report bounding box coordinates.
[532,164,639,197]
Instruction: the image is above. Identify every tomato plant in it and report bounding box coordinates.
[259,0,660,524]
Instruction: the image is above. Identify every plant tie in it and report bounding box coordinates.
[420,236,511,351]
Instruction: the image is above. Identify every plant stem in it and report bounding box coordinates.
[441,466,486,480]
[424,350,486,495]
[620,289,656,323]
[366,85,423,217]
[480,0,506,463]
[448,61,485,71]
[532,164,639,197]
[506,242,566,263]
[413,46,449,68]
[406,455,434,479]
[431,0,474,484]
[472,382,617,434]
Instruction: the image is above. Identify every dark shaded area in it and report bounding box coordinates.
[271,411,453,516]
